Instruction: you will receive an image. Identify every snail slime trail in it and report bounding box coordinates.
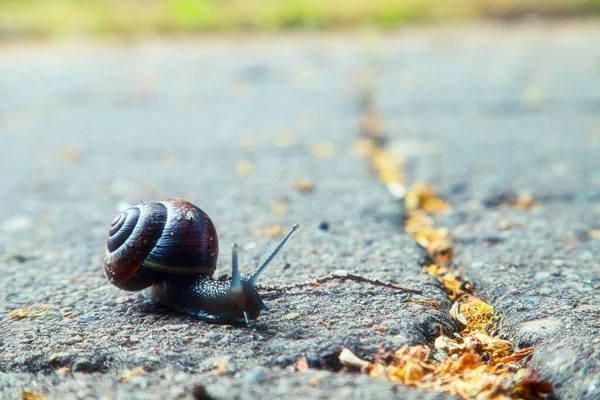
[103,198,299,326]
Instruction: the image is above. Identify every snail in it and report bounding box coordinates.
[103,198,299,326]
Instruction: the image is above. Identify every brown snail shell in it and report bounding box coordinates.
[104,199,218,291]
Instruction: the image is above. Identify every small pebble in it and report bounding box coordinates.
[318,221,329,231]
[162,324,189,331]
[72,358,101,372]
[281,312,301,321]
[246,368,267,383]
[75,315,96,324]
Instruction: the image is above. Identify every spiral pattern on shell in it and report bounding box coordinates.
[103,199,219,291]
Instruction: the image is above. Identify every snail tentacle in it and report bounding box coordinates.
[248,224,300,283]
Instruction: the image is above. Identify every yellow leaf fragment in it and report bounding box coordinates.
[515,191,536,209]
[213,359,230,375]
[269,199,288,215]
[353,138,376,157]
[459,297,497,336]
[423,264,470,301]
[120,366,146,383]
[370,148,405,185]
[588,229,600,239]
[296,357,309,372]
[360,108,384,138]
[252,225,285,237]
[405,183,450,213]
[308,375,322,387]
[9,303,70,320]
[365,339,547,399]
[236,160,253,177]
[293,179,315,193]
[22,390,46,400]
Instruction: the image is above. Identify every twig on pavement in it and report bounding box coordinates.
[256,270,422,295]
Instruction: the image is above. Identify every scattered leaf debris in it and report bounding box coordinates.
[296,357,309,372]
[405,213,454,266]
[355,86,553,399]
[21,390,46,400]
[120,366,147,383]
[308,375,322,387]
[365,342,549,399]
[8,303,71,320]
[235,160,253,177]
[269,199,288,214]
[252,225,285,237]
[405,183,451,213]
[423,264,472,301]
[293,179,315,193]
[360,108,385,140]
[484,191,537,210]
[588,229,600,239]
[213,359,230,375]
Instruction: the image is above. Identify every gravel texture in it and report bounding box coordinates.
[1,23,599,399]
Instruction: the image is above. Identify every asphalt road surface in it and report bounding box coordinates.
[1,23,599,399]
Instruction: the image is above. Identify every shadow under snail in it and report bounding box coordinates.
[103,198,299,326]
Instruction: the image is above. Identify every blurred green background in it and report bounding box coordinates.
[1,0,600,39]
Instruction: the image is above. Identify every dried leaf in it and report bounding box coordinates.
[269,199,288,214]
[450,301,468,327]
[405,183,450,213]
[120,366,146,383]
[252,225,285,237]
[9,303,70,320]
[236,160,253,177]
[360,109,383,138]
[339,348,369,368]
[293,179,315,193]
[22,390,46,400]
[296,357,309,372]
[370,148,405,185]
[213,359,230,375]
[353,138,376,157]
[307,375,322,387]
[588,229,600,239]
[515,191,536,209]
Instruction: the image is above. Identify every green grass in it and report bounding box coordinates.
[1,0,599,39]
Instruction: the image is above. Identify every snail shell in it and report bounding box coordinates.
[104,199,219,291]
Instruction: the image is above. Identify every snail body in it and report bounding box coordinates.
[103,199,298,325]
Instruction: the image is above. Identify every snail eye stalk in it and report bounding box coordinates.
[249,224,300,283]
[230,243,242,292]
